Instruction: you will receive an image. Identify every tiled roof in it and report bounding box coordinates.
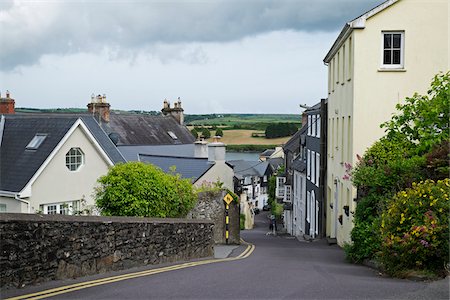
[0,116,77,192]
[138,154,213,182]
[227,160,269,177]
[118,144,195,161]
[105,113,195,146]
[0,115,125,193]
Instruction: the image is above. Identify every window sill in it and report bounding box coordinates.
[378,68,406,72]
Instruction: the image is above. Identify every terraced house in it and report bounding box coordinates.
[323,0,449,245]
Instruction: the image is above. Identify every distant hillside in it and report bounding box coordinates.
[185,114,300,126]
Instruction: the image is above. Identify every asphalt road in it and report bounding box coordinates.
[3,212,449,300]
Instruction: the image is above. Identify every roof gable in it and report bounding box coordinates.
[0,116,77,193]
[323,0,400,63]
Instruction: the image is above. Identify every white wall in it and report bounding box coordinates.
[28,126,111,213]
[195,161,234,192]
[0,197,28,213]
[326,0,449,245]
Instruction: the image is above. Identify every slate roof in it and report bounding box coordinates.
[104,113,195,146]
[292,155,306,172]
[227,160,269,178]
[138,154,213,182]
[0,115,125,193]
[260,149,275,157]
[267,157,284,172]
[118,144,195,161]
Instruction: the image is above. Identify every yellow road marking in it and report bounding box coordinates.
[7,242,255,300]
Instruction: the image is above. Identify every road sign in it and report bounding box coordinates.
[223,193,234,205]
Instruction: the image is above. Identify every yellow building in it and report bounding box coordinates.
[323,0,449,245]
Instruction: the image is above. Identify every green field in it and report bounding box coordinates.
[185,114,300,126]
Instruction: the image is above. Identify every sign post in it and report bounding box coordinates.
[223,193,234,245]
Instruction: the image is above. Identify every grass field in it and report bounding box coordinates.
[206,130,290,145]
[186,114,300,126]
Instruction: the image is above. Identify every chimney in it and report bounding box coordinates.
[161,97,184,125]
[87,93,111,122]
[0,90,15,114]
[194,140,208,158]
[208,138,226,162]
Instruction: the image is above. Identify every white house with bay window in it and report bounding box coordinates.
[0,115,125,214]
[323,0,449,246]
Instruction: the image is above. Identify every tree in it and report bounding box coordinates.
[190,128,198,139]
[265,123,298,138]
[215,128,224,137]
[201,127,211,139]
[95,162,197,218]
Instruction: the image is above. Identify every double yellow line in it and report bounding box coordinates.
[7,243,255,300]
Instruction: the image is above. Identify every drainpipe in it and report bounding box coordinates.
[15,195,30,213]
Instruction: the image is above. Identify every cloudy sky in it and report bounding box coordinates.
[0,0,380,114]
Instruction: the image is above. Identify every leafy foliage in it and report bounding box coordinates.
[379,179,449,276]
[95,162,197,218]
[190,128,198,139]
[215,128,224,137]
[201,128,211,139]
[265,123,298,138]
[345,73,450,275]
[381,71,449,155]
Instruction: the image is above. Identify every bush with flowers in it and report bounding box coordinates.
[379,179,449,276]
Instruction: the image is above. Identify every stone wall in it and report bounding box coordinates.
[187,190,240,244]
[0,214,214,289]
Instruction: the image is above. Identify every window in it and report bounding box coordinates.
[167,131,178,140]
[263,175,267,182]
[26,134,47,150]
[316,153,320,187]
[0,204,6,212]
[317,115,321,138]
[307,115,311,135]
[382,32,404,68]
[307,149,311,179]
[285,185,291,202]
[306,191,311,222]
[348,37,352,81]
[312,115,316,137]
[311,151,315,184]
[65,148,84,171]
[47,205,57,214]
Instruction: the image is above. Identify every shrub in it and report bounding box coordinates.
[190,128,198,139]
[95,162,197,218]
[240,214,246,230]
[201,128,211,139]
[215,128,224,137]
[379,179,450,275]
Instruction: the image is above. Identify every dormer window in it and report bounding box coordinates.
[167,131,178,140]
[26,134,47,150]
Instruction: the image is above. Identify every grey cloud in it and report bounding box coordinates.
[0,0,380,70]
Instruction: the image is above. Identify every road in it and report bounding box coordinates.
[3,212,449,299]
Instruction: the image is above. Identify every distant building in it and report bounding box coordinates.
[323,0,449,245]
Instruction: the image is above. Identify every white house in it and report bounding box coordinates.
[0,115,125,214]
[323,0,449,245]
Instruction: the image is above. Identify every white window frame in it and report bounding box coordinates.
[381,31,404,69]
[43,201,80,215]
[307,149,311,179]
[284,185,291,202]
[66,147,84,172]
[317,115,321,138]
[316,153,320,187]
[312,115,316,137]
[311,151,315,184]
[0,203,6,212]
[307,115,311,136]
[306,191,311,222]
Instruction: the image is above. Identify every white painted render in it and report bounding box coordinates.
[325,0,449,245]
[29,126,111,213]
[0,196,27,213]
[194,161,234,192]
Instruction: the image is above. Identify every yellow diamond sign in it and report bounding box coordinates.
[224,193,234,205]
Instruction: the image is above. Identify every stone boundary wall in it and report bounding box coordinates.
[0,213,214,289]
[187,190,240,244]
